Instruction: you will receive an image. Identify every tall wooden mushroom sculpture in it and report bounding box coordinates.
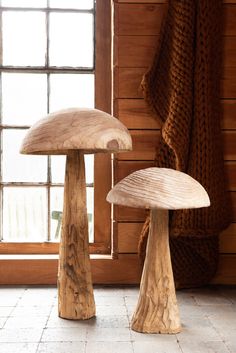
[20,108,132,320]
[107,167,210,334]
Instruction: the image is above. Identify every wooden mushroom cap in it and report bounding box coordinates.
[107,167,210,210]
[20,108,132,155]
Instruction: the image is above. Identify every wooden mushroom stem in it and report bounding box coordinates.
[131,209,181,333]
[58,150,95,320]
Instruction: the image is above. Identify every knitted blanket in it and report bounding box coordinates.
[139,0,232,287]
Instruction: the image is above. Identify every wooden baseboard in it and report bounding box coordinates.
[0,254,141,285]
[0,254,235,285]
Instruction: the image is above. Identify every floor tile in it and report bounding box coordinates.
[176,291,198,306]
[0,306,15,317]
[0,342,38,353]
[94,286,125,297]
[177,326,220,342]
[124,296,138,306]
[95,296,125,306]
[86,341,133,353]
[86,327,131,342]
[41,327,87,342]
[10,305,52,317]
[131,331,178,343]
[179,339,230,353]
[96,305,127,316]
[4,315,48,329]
[0,328,43,343]
[37,341,86,353]
[193,289,232,306]
[86,315,130,328]
[123,287,139,296]
[0,296,21,306]
[0,317,7,328]
[133,340,181,353]
[47,315,89,328]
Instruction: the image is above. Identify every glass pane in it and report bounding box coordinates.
[51,155,93,184]
[50,74,94,112]
[50,187,63,241]
[87,187,94,242]
[49,0,94,9]
[50,186,94,242]
[2,73,47,125]
[3,187,47,241]
[85,154,94,185]
[2,0,47,7]
[2,11,46,66]
[49,13,93,67]
[51,156,66,183]
[2,130,48,182]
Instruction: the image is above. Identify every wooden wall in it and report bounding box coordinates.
[113,0,236,284]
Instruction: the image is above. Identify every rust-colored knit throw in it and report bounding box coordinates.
[139,0,232,287]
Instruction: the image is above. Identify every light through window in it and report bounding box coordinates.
[0,0,95,242]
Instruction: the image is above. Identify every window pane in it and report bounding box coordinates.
[50,74,94,111]
[3,187,47,241]
[51,155,93,184]
[2,0,47,7]
[49,0,94,9]
[87,187,94,242]
[49,13,93,67]
[2,11,46,66]
[50,186,94,242]
[51,156,66,183]
[2,73,47,125]
[50,187,63,241]
[85,154,94,185]
[2,130,48,182]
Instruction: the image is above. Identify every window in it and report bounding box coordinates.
[0,0,112,257]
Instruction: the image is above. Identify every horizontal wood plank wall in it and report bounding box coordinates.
[113,0,236,284]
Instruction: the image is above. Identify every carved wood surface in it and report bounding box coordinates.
[20,108,132,155]
[58,151,95,320]
[131,209,181,333]
[107,167,210,210]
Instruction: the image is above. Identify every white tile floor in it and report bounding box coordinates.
[0,285,235,353]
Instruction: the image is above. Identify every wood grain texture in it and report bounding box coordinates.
[115,99,160,129]
[115,99,236,130]
[117,130,236,161]
[115,67,236,99]
[20,108,132,155]
[117,222,236,254]
[222,100,236,129]
[115,35,236,69]
[117,130,160,161]
[114,3,166,36]
[115,161,236,191]
[58,151,95,320]
[220,224,236,253]
[107,167,210,210]
[115,0,236,3]
[131,209,181,333]
[0,253,236,285]
[94,0,113,248]
[114,4,236,36]
[114,192,236,222]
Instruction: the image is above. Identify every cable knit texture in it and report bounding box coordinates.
[139,0,232,287]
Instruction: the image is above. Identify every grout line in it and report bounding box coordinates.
[1,287,28,328]
[35,300,55,353]
[205,314,232,353]
[176,335,184,353]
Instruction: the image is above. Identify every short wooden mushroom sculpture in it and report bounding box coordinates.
[20,107,132,320]
[107,167,210,333]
